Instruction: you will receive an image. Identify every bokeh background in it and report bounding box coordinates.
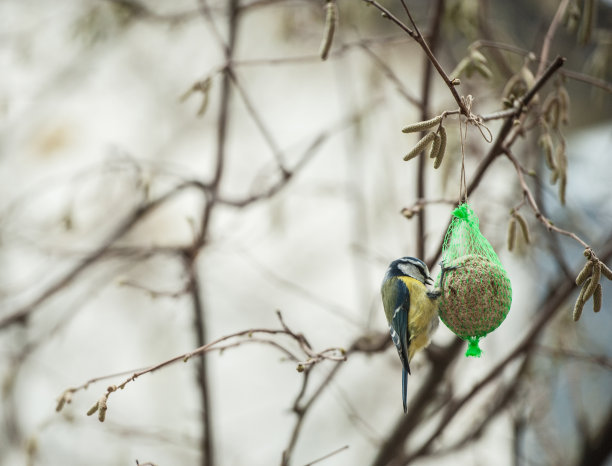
[1,1,612,465]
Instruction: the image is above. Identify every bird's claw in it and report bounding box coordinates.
[432,260,462,296]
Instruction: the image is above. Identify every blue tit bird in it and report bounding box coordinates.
[381,257,441,413]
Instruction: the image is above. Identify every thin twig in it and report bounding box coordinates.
[361,0,416,38]
[359,44,422,108]
[362,0,469,116]
[227,69,289,175]
[56,311,346,415]
[303,445,349,466]
[281,369,311,466]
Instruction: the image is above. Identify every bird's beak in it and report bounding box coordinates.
[425,277,434,285]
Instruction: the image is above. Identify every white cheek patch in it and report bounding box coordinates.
[398,263,412,276]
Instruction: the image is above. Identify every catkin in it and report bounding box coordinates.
[559,172,567,205]
[539,133,556,170]
[507,217,517,251]
[593,283,602,312]
[319,1,337,61]
[573,279,589,321]
[558,86,570,125]
[573,293,586,321]
[433,142,445,168]
[502,74,522,102]
[555,143,567,170]
[543,95,560,129]
[474,62,493,79]
[551,168,559,185]
[98,398,107,423]
[56,397,66,413]
[578,0,595,44]
[576,260,594,286]
[583,261,601,301]
[515,212,531,244]
[450,57,471,79]
[404,132,436,161]
[600,262,612,280]
[437,126,447,161]
[470,50,488,64]
[87,402,99,416]
[429,132,441,159]
[402,115,443,134]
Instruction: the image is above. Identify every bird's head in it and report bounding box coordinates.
[384,256,433,286]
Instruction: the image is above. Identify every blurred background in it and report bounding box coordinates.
[1,0,612,465]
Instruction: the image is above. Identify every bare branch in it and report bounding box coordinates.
[56,311,346,419]
[503,147,589,249]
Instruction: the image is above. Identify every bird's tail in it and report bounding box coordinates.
[402,367,408,413]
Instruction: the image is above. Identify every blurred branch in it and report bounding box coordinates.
[190,2,241,464]
[425,355,531,459]
[578,400,612,466]
[371,338,464,466]
[473,40,612,93]
[535,345,612,370]
[233,36,409,67]
[216,106,371,208]
[0,181,207,331]
[186,255,214,466]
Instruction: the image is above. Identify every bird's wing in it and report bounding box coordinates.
[389,280,411,376]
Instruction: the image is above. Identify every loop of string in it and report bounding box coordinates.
[458,95,492,204]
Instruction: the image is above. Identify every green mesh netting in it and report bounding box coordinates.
[435,204,512,357]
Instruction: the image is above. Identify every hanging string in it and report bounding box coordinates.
[458,99,469,204]
[457,95,492,204]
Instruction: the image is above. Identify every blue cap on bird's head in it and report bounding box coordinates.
[384,256,433,286]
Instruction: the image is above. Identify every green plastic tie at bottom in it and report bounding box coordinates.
[465,336,483,358]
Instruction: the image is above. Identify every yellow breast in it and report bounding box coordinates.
[398,276,439,361]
